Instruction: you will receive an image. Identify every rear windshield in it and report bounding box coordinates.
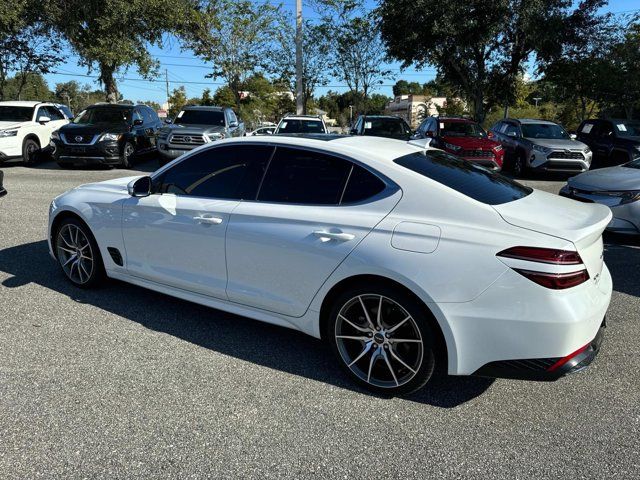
[394,150,532,205]
[277,119,324,134]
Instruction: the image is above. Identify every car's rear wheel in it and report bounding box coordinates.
[22,138,40,165]
[121,141,135,168]
[54,218,105,288]
[327,285,436,395]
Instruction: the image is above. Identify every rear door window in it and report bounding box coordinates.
[394,150,532,205]
[341,165,386,204]
[258,147,352,204]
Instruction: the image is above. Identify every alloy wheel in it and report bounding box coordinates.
[334,294,424,389]
[56,224,94,284]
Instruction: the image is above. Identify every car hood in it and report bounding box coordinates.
[0,121,31,130]
[60,123,130,135]
[567,165,640,191]
[526,138,587,150]
[442,135,500,149]
[162,124,225,135]
[75,175,140,194]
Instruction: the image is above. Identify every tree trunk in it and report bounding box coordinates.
[473,91,485,124]
[99,63,118,103]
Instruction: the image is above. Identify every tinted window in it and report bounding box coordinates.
[45,106,65,120]
[394,150,532,205]
[613,120,640,137]
[156,145,273,199]
[341,165,386,203]
[277,119,325,134]
[503,124,520,137]
[258,147,351,204]
[175,109,225,126]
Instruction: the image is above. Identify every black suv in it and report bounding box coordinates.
[350,115,412,140]
[576,119,640,168]
[53,103,162,168]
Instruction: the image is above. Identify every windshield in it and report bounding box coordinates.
[394,150,531,205]
[73,108,131,126]
[363,118,411,139]
[623,158,640,169]
[613,121,640,137]
[441,121,486,138]
[0,106,34,122]
[174,109,225,126]
[521,123,569,139]
[277,119,324,134]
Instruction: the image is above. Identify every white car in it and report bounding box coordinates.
[0,101,69,164]
[275,114,328,134]
[47,135,612,394]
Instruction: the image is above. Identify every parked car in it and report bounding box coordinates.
[413,116,504,171]
[157,106,245,165]
[0,170,6,198]
[350,115,412,140]
[0,101,69,165]
[576,119,640,168]
[490,118,592,176]
[247,126,276,136]
[48,135,611,395]
[52,103,162,168]
[560,156,640,234]
[275,114,328,134]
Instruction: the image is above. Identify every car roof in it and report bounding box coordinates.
[360,115,403,120]
[87,103,133,109]
[281,116,323,121]
[182,105,224,111]
[438,117,474,123]
[510,118,558,125]
[0,101,44,107]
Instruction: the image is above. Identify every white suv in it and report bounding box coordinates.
[275,114,328,134]
[0,101,69,164]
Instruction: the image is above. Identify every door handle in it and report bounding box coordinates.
[194,216,223,225]
[313,230,355,241]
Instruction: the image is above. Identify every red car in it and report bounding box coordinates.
[413,116,504,171]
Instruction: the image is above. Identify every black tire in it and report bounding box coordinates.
[326,283,437,395]
[511,151,527,177]
[121,141,135,168]
[53,217,106,288]
[22,137,40,166]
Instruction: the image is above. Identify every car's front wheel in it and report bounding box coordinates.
[22,138,40,165]
[54,218,106,288]
[327,285,436,395]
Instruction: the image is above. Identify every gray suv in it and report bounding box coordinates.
[157,106,245,165]
[490,118,592,176]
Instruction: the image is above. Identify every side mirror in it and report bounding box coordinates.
[507,131,517,137]
[570,133,577,140]
[164,118,172,124]
[487,131,495,138]
[127,176,152,198]
[133,118,144,126]
[229,121,238,128]
[39,116,51,124]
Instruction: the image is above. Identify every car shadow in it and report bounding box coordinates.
[1,155,161,173]
[0,240,493,408]
[604,233,640,298]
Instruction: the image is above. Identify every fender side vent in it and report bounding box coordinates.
[107,247,123,266]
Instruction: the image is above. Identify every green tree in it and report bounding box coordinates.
[2,72,53,101]
[184,0,283,108]
[392,80,424,96]
[378,0,608,122]
[168,86,188,118]
[49,0,195,103]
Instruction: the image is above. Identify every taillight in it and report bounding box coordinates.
[497,246,589,289]
[497,246,582,265]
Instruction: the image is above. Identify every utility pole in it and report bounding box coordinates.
[533,97,542,107]
[165,69,170,113]
[295,0,304,115]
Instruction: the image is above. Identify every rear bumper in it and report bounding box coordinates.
[472,320,605,381]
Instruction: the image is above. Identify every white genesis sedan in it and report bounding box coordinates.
[48,135,612,394]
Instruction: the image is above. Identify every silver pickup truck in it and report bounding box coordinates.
[156,105,245,165]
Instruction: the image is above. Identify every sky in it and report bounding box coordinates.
[43,0,640,105]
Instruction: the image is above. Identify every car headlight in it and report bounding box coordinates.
[99,133,122,142]
[532,144,551,154]
[444,142,462,152]
[583,146,591,154]
[595,190,640,205]
[0,129,18,138]
[206,132,225,142]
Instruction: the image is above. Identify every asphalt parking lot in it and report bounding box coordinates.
[1,157,639,479]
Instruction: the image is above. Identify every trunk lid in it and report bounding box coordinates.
[492,189,612,278]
